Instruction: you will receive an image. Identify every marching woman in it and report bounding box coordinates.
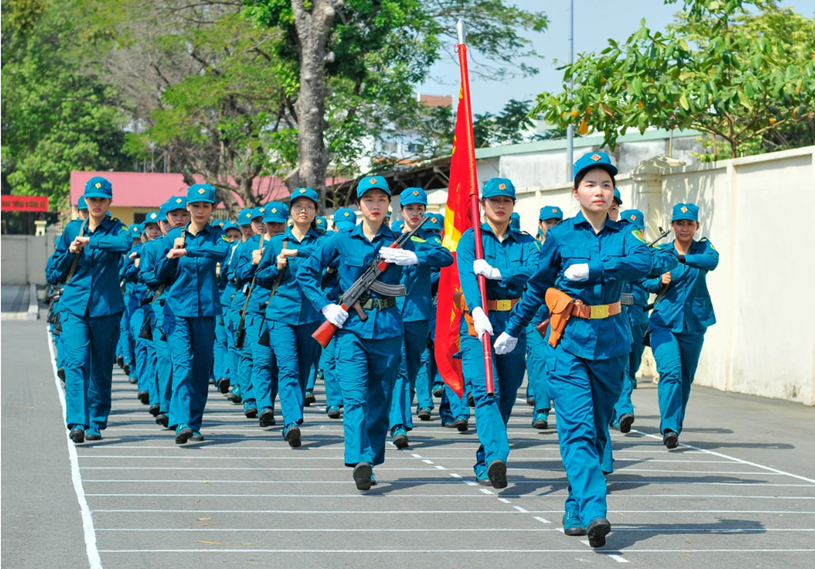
[255,190,326,446]
[455,177,540,489]
[139,197,190,428]
[644,202,718,449]
[299,176,418,490]
[236,202,289,428]
[151,184,229,444]
[495,152,652,547]
[388,188,453,448]
[526,206,563,430]
[213,220,243,395]
[47,176,131,443]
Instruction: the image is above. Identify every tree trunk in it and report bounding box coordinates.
[290,0,337,214]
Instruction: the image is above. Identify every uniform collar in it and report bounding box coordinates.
[480,222,520,242]
[351,222,393,242]
[283,225,319,241]
[572,211,619,232]
[183,222,214,236]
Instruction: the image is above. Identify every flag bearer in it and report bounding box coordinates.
[494,152,652,547]
[48,176,131,443]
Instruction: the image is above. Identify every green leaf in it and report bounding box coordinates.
[679,93,690,110]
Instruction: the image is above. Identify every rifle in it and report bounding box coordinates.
[45,285,63,324]
[257,240,289,348]
[643,226,673,312]
[312,216,428,349]
[140,230,185,341]
[235,235,268,349]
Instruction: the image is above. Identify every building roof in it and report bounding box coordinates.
[475,128,700,159]
[419,94,453,108]
[69,171,290,209]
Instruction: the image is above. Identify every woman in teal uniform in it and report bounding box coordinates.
[48,176,131,443]
[299,176,417,490]
[255,189,326,446]
[644,202,718,449]
[495,152,653,547]
[456,177,540,489]
[152,184,229,444]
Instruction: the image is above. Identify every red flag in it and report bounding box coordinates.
[434,42,481,398]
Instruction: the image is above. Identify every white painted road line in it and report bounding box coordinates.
[533,516,551,524]
[608,554,630,563]
[47,328,102,569]
[95,548,815,553]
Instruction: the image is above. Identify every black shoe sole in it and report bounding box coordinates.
[156,414,169,428]
[353,462,372,491]
[432,387,444,398]
[454,419,469,432]
[175,428,193,445]
[304,394,316,406]
[327,409,341,419]
[587,518,611,548]
[190,435,205,442]
[487,459,508,489]
[285,426,302,448]
[526,398,535,407]
[619,414,635,434]
[564,526,587,537]
[532,419,549,430]
[417,410,431,421]
[137,391,150,405]
[85,432,102,441]
[123,365,131,376]
[69,429,85,444]
[58,368,66,382]
[663,432,679,449]
[149,404,160,417]
[467,394,475,407]
[244,407,258,419]
[226,393,242,404]
[259,409,276,427]
[393,433,409,449]
[117,357,124,369]
[218,378,230,394]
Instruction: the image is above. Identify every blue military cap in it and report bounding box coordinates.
[613,188,623,205]
[539,206,563,221]
[77,196,88,211]
[162,196,187,217]
[621,209,645,228]
[672,202,699,222]
[423,212,444,231]
[510,212,521,230]
[187,183,216,204]
[401,187,428,207]
[263,202,289,224]
[84,176,113,199]
[290,187,319,205]
[573,151,618,180]
[144,211,161,226]
[391,220,405,233]
[253,205,267,220]
[334,208,357,230]
[237,209,254,225]
[482,178,516,200]
[223,221,241,232]
[213,219,226,229]
[315,216,328,233]
[129,224,142,238]
[357,175,390,198]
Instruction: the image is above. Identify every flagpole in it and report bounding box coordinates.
[457,19,495,397]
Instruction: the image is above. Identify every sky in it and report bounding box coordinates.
[417,0,815,115]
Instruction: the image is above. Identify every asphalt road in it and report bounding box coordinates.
[2,319,814,569]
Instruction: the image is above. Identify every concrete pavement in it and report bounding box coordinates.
[2,319,814,568]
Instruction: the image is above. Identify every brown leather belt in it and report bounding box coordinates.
[570,300,621,319]
[453,292,519,313]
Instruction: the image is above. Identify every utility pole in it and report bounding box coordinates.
[566,0,574,181]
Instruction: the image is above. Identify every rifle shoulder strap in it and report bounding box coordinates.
[65,222,88,284]
[269,240,288,298]
[239,236,264,319]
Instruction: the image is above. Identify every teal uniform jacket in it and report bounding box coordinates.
[644,239,719,333]
[505,212,653,359]
[152,224,230,318]
[457,223,540,336]
[48,217,131,317]
[398,229,453,323]
[233,234,276,318]
[255,227,326,326]
[298,223,417,340]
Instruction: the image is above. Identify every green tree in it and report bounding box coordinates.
[244,0,549,208]
[531,0,815,159]
[1,0,134,208]
[473,99,544,147]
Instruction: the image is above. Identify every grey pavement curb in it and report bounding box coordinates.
[26,283,39,320]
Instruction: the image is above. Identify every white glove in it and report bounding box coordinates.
[494,332,518,355]
[471,306,494,340]
[564,263,590,282]
[473,259,502,280]
[322,303,349,328]
[380,248,419,266]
